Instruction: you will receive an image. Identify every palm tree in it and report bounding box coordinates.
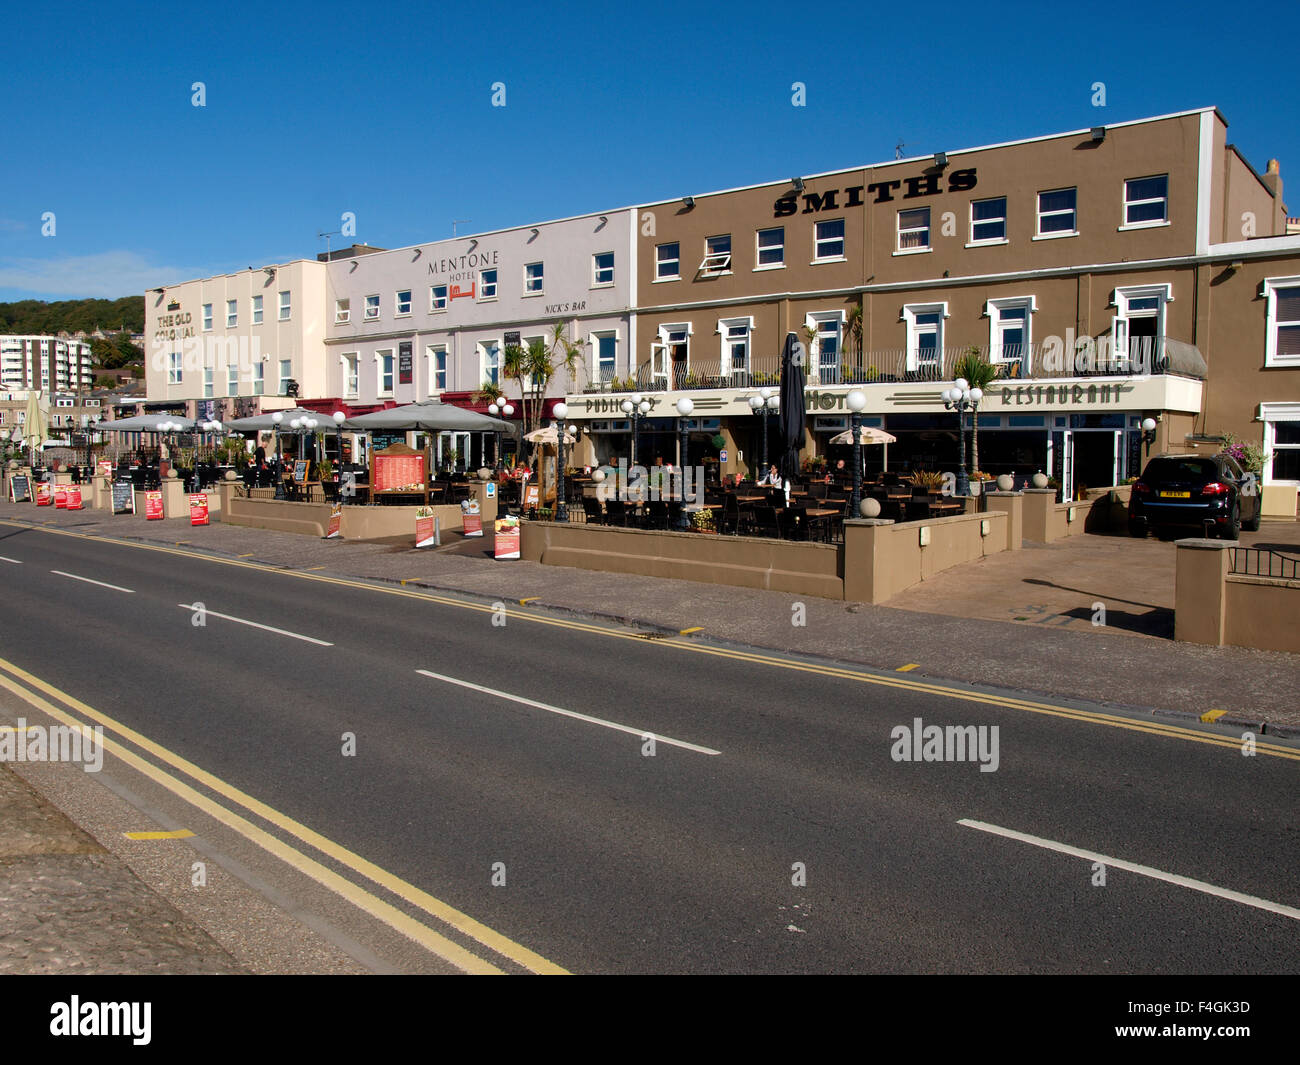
[548,321,585,395]
[500,342,528,432]
[953,347,1000,478]
[524,338,555,437]
[844,301,864,380]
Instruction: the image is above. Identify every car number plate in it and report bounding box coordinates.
[1160,491,1191,499]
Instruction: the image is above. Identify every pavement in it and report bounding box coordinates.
[1,495,1298,973]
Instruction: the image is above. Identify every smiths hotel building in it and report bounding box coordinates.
[563,106,1300,507]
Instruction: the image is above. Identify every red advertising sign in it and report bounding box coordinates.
[325,504,342,539]
[494,518,520,560]
[144,491,164,520]
[415,515,437,548]
[35,483,52,506]
[523,483,540,510]
[54,485,68,508]
[96,460,113,479]
[462,512,483,537]
[189,493,209,526]
[64,486,83,510]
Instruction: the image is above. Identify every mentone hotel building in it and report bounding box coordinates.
[142,107,1300,512]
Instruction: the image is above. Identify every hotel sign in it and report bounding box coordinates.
[774,168,977,217]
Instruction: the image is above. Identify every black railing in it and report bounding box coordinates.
[1229,548,1300,579]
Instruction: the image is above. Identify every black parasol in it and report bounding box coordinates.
[777,331,807,494]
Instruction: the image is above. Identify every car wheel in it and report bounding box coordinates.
[1223,504,1241,540]
[1242,505,1261,532]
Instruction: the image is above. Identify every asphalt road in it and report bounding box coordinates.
[0,520,1297,974]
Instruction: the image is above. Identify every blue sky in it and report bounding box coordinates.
[1,0,1296,301]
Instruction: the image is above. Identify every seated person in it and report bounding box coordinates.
[757,463,781,486]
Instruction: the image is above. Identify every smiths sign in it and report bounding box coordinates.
[774,169,977,217]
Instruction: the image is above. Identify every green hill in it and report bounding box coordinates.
[0,296,144,336]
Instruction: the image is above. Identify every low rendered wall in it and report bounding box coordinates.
[1261,484,1298,519]
[843,511,1009,603]
[522,521,844,598]
[217,482,465,540]
[1023,489,1103,542]
[1175,538,1300,653]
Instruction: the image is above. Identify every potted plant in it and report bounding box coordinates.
[907,469,946,498]
[691,508,717,533]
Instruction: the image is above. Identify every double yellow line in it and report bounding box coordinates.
[4,516,1297,762]
[0,653,568,975]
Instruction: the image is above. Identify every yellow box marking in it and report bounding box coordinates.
[125,829,195,840]
[679,626,703,635]
[897,663,920,672]
[519,597,540,605]
[1200,709,1228,723]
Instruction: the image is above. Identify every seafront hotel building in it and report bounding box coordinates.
[140,106,1300,509]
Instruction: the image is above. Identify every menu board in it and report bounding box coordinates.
[293,459,309,483]
[111,480,135,514]
[9,474,31,503]
[372,443,426,493]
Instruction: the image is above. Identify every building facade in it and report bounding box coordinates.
[558,106,1298,500]
[141,259,328,422]
[0,335,94,393]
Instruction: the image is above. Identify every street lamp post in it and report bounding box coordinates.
[675,397,694,530]
[488,401,516,469]
[332,410,346,493]
[553,402,570,522]
[942,377,983,498]
[845,389,867,518]
[620,393,651,468]
[747,388,779,470]
[272,411,284,499]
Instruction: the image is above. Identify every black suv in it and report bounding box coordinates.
[1128,453,1261,539]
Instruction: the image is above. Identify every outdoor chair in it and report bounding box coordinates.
[604,499,631,527]
[752,505,785,539]
[582,497,605,525]
[720,494,741,535]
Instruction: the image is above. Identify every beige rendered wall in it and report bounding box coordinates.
[1223,577,1300,653]
[842,512,1008,603]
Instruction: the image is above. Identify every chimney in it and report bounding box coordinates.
[1262,158,1282,197]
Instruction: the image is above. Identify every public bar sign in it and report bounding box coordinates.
[144,491,164,520]
[189,493,209,526]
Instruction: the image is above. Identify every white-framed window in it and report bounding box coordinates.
[700,234,732,275]
[970,197,1007,245]
[227,363,238,397]
[756,227,784,269]
[1036,188,1077,237]
[252,295,263,324]
[986,296,1036,371]
[590,331,617,385]
[364,294,380,321]
[278,290,291,320]
[656,242,680,281]
[1263,277,1300,367]
[653,322,691,389]
[428,345,447,393]
[342,353,358,398]
[718,316,752,379]
[805,311,845,384]
[203,366,214,397]
[814,218,845,261]
[592,252,614,287]
[902,303,948,374]
[279,359,292,394]
[226,299,238,327]
[335,298,350,324]
[896,207,931,253]
[377,350,394,396]
[202,304,213,331]
[524,262,544,295]
[1123,174,1169,228]
[1260,403,1300,485]
[252,363,264,395]
[395,289,412,316]
[480,269,498,300]
[1112,283,1172,371]
[430,284,448,312]
[479,341,500,387]
[168,350,183,384]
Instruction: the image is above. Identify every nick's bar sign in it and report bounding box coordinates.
[775,169,977,217]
